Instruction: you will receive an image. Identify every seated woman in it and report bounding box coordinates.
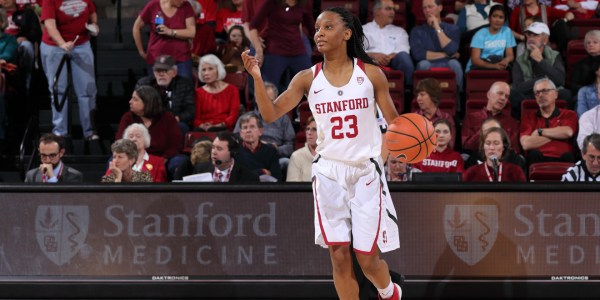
[106,123,167,182]
[414,78,457,148]
[466,4,516,72]
[115,85,185,176]
[218,26,249,73]
[286,116,317,182]
[413,119,465,173]
[193,54,240,131]
[577,62,600,117]
[464,117,527,171]
[102,139,153,183]
[571,30,600,97]
[173,139,213,180]
[386,154,422,182]
[463,127,527,182]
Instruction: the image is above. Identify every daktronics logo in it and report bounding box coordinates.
[444,204,499,266]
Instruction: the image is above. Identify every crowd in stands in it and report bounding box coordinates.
[5,0,600,183]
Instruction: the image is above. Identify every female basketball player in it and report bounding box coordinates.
[242,7,402,300]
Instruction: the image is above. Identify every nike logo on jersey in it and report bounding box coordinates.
[313,89,325,94]
[366,178,376,186]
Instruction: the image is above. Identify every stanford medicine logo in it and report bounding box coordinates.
[35,206,89,266]
[444,205,498,266]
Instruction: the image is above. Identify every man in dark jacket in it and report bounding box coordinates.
[25,133,83,183]
[136,55,195,135]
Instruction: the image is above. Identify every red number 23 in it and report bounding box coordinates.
[331,115,358,139]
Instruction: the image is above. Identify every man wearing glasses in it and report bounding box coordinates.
[510,22,571,118]
[24,133,83,183]
[520,78,578,166]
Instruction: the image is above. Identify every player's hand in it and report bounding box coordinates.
[242,49,262,79]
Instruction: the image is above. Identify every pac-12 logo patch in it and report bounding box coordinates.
[443,204,498,266]
[35,205,89,266]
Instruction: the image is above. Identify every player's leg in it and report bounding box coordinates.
[355,249,400,299]
[328,244,359,300]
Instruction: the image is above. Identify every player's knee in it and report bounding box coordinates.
[356,253,384,275]
[329,246,352,271]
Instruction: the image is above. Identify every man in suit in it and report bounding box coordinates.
[25,133,83,183]
[194,131,259,183]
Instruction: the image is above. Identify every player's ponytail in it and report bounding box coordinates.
[325,7,377,66]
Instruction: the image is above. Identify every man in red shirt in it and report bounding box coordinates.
[462,81,520,154]
[520,78,578,165]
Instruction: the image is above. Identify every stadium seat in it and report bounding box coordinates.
[465,70,510,100]
[183,131,217,154]
[366,0,407,28]
[520,99,568,123]
[385,69,405,114]
[528,162,573,182]
[294,130,306,150]
[568,19,600,39]
[566,40,586,88]
[298,100,312,129]
[223,72,250,111]
[413,69,457,115]
[320,0,360,16]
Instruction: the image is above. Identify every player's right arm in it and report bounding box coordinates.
[242,49,311,123]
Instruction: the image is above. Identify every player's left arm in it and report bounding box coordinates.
[365,64,399,124]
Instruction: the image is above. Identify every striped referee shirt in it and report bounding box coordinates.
[561,161,600,182]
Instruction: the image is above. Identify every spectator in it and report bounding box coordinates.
[40,0,99,140]
[116,85,185,177]
[413,119,465,173]
[552,0,598,19]
[510,22,571,117]
[414,77,457,148]
[190,0,217,57]
[386,153,422,182]
[562,133,600,181]
[463,127,527,182]
[577,104,600,150]
[363,0,414,85]
[520,78,578,165]
[136,54,195,135]
[576,62,600,117]
[410,0,463,91]
[0,8,17,144]
[462,81,520,154]
[173,139,212,180]
[509,0,573,53]
[234,83,294,162]
[237,113,281,181]
[287,116,317,182]
[2,0,41,94]
[570,30,600,97]
[507,0,552,9]
[248,0,314,90]
[218,24,250,72]
[464,117,527,171]
[457,0,500,35]
[193,54,239,131]
[102,139,153,183]
[215,0,243,38]
[25,133,83,183]
[181,131,259,182]
[133,0,196,79]
[466,4,516,72]
[106,123,167,182]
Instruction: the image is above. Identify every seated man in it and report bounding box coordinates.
[363,0,414,85]
[136,55,195,135]
[562,133,600,182]
[520,78,578,165]
[237,113,282,181]
[510,22,571,117]
[462,81,520,154]
[410,0,463,90]
[190,131,259,182]
[577,104,600,150]
[25,133,83,183]
[234,83,294,169]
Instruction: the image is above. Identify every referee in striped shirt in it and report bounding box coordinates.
[562,133,600,182]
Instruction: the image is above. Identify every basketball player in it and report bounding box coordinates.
[242,7,402,300]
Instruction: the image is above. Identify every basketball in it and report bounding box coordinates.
[385,113,436,164]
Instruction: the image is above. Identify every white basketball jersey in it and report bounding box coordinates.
[307,58,381,162]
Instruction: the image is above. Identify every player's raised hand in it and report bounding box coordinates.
[242,50,262,79]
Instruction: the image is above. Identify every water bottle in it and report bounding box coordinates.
[154,11,164,33]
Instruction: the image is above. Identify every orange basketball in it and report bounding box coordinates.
[385,113,436,164]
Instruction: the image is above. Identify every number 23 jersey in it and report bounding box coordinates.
[307,58,382,162]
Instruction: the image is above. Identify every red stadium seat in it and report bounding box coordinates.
[294,130,306,150]
[465,70,510,100]
[413,69,457,115]
[568,19,600,39]
[385,69,405,114]
[528,162,573,182]
[566,40,586,88]
[366,0,408,28]
[183,131,218,154]
[298,100,312,129]
[223,72,250,111]
[320,0,360,16]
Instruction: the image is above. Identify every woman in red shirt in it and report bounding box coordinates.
[413,119,464,173]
